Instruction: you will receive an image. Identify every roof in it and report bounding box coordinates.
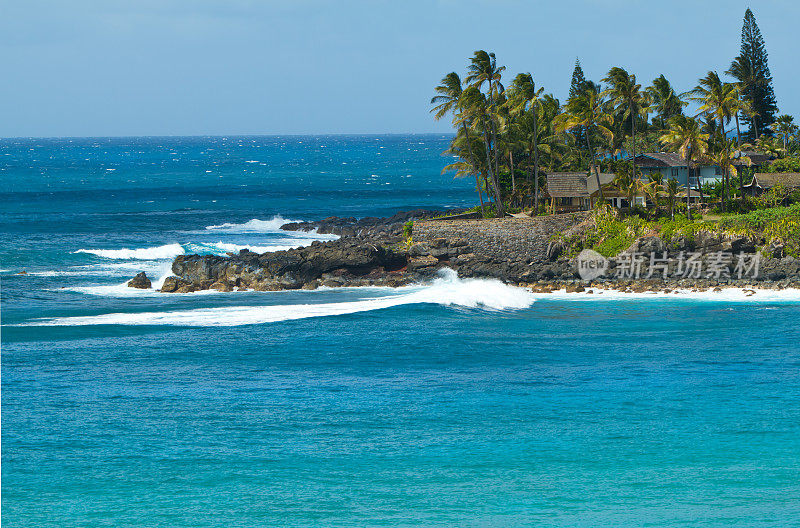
[633,153,688,167]
[745,172,800,189]
[587,172,616,195]
[546,172,589,198]
[739,151,774,166]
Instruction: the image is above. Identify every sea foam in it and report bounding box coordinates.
[204,216,296,233]
[30,269,536,326]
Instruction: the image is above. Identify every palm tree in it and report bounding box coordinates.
[772,114,798,151]
[612,169,641,209]
[646,74,686,129]
[466,51,505,191]
[726,55,763,140]
[690,71,739,142]
[659,115,709,220]
[665,178,680,220]
[460,86,506,216]
[556,84,613,203]
[707,138,750,212]
[431,72,486,210]
[508,73,545,211]
[602,67,649,180]
[645,172,664,214]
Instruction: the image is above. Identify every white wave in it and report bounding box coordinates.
[531,287,800,303]
[29,269,535,327]
[204,216,297,233]
[73,240,312,261]
[75,244,185,260]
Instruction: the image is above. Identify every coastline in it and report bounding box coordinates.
[126,208,800,296]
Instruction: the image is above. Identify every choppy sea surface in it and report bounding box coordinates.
[2,135,800,527]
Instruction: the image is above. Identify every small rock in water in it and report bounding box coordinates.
[127,271,152,289]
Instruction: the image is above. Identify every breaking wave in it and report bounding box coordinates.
[204,216,297,233]
[28,269,536,327]
[74,241,309,260]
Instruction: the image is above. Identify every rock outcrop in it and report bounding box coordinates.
[143,210,800,294]
[127,271,152,289]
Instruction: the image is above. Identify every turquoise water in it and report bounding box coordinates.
[3,136,800,526]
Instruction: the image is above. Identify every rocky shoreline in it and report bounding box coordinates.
[129,209,800,294]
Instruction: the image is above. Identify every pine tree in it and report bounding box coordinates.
[729,8,778,139]
[568,58,588,100]
[568,58,588,164]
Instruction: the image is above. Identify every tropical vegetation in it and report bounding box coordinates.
[430,7,796,219]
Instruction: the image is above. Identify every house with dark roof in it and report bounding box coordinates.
[633,153,721,188]
[545,172,590,212]
[737,151,774,171]
[742,172,800,196]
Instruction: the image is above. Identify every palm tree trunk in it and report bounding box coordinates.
[533,105,540,214]
[475,174,485,210]
[735,114,742,146]
[510,150,515,193]
[722,166,727,212]
[461,121,484,210]
[686,149,692,221]
[631,109,637,180]
[481,123,505,216]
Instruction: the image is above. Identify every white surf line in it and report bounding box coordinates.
[26,270,536,327]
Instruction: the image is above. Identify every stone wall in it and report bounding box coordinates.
[413,212,589,262]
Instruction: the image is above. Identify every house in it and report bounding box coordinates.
[632,153,721,188]
[547,171,637,210]
[586,172,631,207]
[742,172,800,196]
[737,150,774,171]
[545,172,590,212]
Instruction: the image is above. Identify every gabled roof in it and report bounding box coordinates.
[634,152,688,167]
[587,172,616,195]
[745,172,800,189]
[546,172,589,198]
[738,151,774,166]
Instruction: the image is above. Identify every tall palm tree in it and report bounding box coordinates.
[772,114,798,151]
[707,137,750,212]
[646,74,686,129]
[431,72,485,210]
[665,178,680,219]
[508,73,545,211]
[556,85,613,202]
[460,85,506,216]
[690,71,739,142]
[466,51,505,190]
[602,67,649,180]
[659,115,709,220]
[726,55,763,140]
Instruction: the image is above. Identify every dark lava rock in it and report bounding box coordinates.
[127,271,152,289]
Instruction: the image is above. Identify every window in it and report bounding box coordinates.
[671,168,679,177]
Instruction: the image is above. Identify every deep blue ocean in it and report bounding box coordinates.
[2,135,800,526]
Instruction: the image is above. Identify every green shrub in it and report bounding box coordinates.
[762,157,800,173]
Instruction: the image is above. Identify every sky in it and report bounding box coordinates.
[1,0,797,138]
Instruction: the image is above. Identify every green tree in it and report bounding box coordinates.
[690,71,740,142]
[665,178,680,219]
[728,8,778,139]
[556,84,613,202]
[466,50,506,196]
[602,67,649,181]
[659,116,709,220]
[431,72,486,209]
[772,114,798,152]
[508,73,545,211]
[646,74,686,130]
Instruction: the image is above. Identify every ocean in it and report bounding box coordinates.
[2,135,800,526]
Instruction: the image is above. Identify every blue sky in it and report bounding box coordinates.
[1,0,797,137]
